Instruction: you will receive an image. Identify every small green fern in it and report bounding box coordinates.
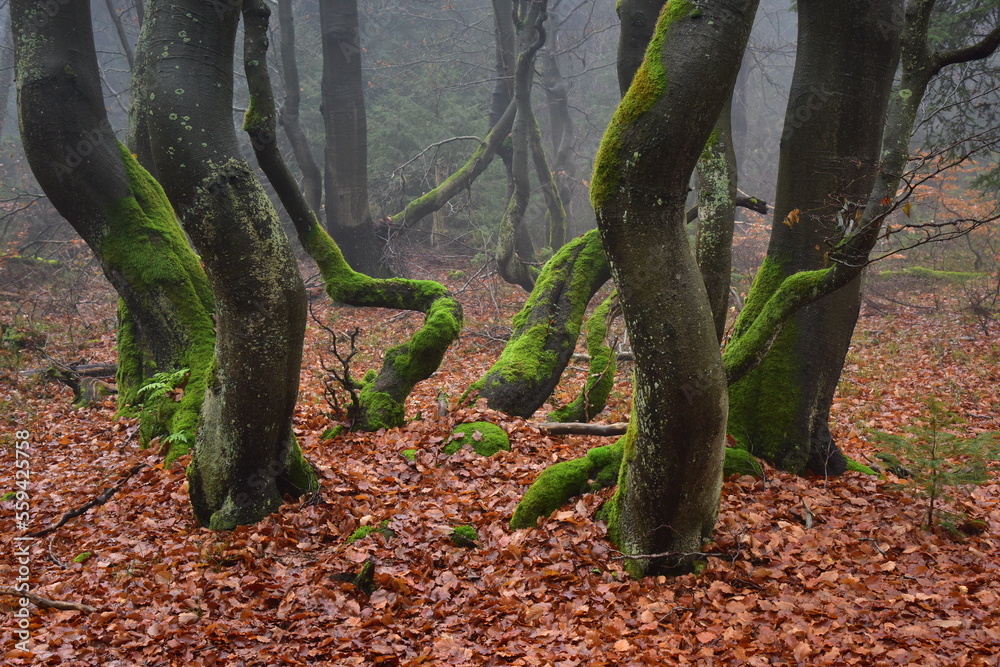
[137,368,190,402]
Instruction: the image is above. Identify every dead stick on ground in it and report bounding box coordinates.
[26,462,146,538]
[0,586,96,613]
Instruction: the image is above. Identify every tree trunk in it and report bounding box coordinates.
[11,0,214,459]
[593,0,757,577]
[277,0,323,218]
[696,94,738,342]
[141,0,315,529]
[0,5,14,141]
[469,228,610,417]
[320,0,386,277]
[727,0,902,476]
[496,0,548,291]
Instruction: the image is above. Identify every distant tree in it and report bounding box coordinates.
[320,0,387,277]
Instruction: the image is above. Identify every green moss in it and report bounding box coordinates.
[549,293,616,423]
[845,457,877,476]
[281,436,319,494]
[510,458,593,529]
[321,425,345,440]
[445,422,510,456]
[449,524,479,547]
[104,144,216,462]
[347,519,395,544]
[723,447,763,477]
[510,436,627,530]
[467,230,610,412]
[357,391,406,431]
[879,267,985,282]
[72,552,92,564]
[400,448,417,461]
[591,0,694,208]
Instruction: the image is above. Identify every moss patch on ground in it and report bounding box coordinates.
[444,422,511,456]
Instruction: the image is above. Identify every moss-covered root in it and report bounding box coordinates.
[511,444,763,530]
[300,222,463,432]
[510,441,623,529]
[444,422,511,456]
[466,229,612,419]
[549,292,617,423]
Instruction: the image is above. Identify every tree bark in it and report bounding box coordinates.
[320,0,386,277]
[11,0,214,459]
[727,0,902,476]
[593,0,757,577]
[277,0,323,218]
[696,94,739,342]
[495,0,548,291]
[141,0,315,529]
[0,4,14,141]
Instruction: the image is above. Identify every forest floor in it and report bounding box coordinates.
[1,256,1000,666]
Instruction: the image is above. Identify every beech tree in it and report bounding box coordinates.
[729,0,1000,475]
[588,0,759,577]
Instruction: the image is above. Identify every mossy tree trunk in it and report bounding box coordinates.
[242,0,463,433]
[0,5,14,141]
[592,0,758,577]
[140,0,315,529]
[727,0,904,476]
[11,0,214,459]
[469,229,610,417]
[320,0,387,278]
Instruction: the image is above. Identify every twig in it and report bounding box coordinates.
[800,499,814,529]
[0,586,96,613]
[47,536,66,569]
[26,462,146,538]
[859,536,887,556]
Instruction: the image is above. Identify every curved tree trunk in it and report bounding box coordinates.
[277,0,323,218]
[11,0,214,459]
[141,0,315,529]
[469,228,610,417]
[727,0,902,476]
[320,0,386,277]
[593,0,757,577]
[242,0,463,433]
[495,0,548,291]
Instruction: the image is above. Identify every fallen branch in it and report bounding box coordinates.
[537,422,629,436]
[0,586,96,613]
[26,462,146,538]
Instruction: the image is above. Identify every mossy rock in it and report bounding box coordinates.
[400,448,418,461]
[444,422,510,457]
[450,524,479,548]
